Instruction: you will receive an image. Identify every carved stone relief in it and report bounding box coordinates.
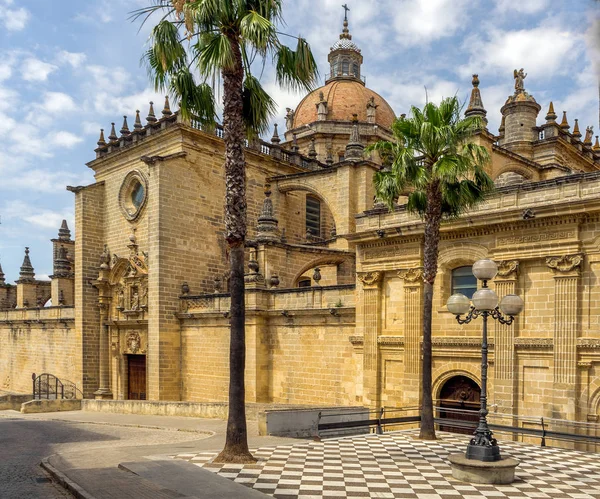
[546,254,583,274]
[397,268,424,283]
[357,271,382,286]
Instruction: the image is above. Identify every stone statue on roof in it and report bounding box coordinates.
[285,108,295,130]
[514,68,527,94]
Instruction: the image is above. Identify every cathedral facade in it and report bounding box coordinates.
[1,18,600,426]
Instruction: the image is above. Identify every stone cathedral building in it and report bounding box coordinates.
[2,17,600,426]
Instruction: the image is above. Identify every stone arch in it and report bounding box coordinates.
[433,366,481,401]
[587,382,600,417]
[438,242,489,305]
[493,164,537,184]
[292,255,351,287]
[276,178,342,234]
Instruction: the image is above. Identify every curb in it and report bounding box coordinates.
[40,456,96,499]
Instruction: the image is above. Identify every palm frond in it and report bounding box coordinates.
[242,74,277,135]
[275,38,319,92]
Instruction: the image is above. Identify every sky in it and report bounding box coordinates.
[0,0,598,283]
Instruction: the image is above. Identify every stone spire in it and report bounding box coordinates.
[256,184,279,242]
[498,115,505,136]
[270,123,281,144]
[133,110,143,131]
[97,129,107,147]
[58,220,71,241]
[108,122,118,145]
[146,101,157,124]
[545,101,557,123]
[54,245,72,277]
[594,136,600,151]
[584,126,594,146]
[345,114,364,161]
[465,74,487,124]
[560,111,570,130]
[162,96,173,118]
[573,119,582,139]
[120,116,130,136]
[0,261,5,285]
[19,247,35,282]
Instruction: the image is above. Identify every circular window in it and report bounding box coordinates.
[119,171,148,221]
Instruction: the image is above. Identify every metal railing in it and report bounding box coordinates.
[317,405,600,450]
[32,373,83,400]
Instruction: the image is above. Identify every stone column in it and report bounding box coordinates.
[357,271,382,408]
[94,303,113,399]
[398,268,423,406]
[493,260,519,422]
[546,254,582,420]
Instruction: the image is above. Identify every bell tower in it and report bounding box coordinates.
[327,5,364,85]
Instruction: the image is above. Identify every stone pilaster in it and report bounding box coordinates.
[94,303,112,399]
[546,254,582,419]
[397,268,423,405]
[357,271,382,408]
[493,260,519,420]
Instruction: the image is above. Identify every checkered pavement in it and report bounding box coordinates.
[172,431,600,498]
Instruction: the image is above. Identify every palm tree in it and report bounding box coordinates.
[132,0,318,463]
[367,97,493,439]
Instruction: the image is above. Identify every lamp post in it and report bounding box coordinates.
[446,259,524,462]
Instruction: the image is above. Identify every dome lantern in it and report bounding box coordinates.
[327,5,364,85]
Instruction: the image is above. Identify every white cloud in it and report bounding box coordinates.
[459,24,582,81]
[2,200,73,229]
[39,92,77,113]
[21,58,58,82]
[391,0,470,47]
[50,131,83,149]
[495,0,549,14]
[0,4,30,31]
[56,50,87,68]
[82,121,103,135]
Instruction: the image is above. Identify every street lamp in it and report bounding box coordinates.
[446,259,524,462]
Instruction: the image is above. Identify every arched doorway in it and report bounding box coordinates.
[438,375,481,434]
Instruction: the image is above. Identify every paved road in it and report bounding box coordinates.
[0,411,213,499]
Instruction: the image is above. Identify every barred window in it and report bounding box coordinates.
[452,266,477,299]
[306,195,321,237]
[342,60,349,75]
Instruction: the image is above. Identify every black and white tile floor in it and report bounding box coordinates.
[172,431,600,498]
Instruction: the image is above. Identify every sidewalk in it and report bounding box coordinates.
[1,409,301,499]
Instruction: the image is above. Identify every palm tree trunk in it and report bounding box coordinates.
[420,179,442,440]
[214,36,255,464]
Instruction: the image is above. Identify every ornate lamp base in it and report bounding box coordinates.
[466,443,501,462]
[449,453,519,484]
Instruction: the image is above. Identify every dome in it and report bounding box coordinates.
[293,80,396,129]
[331,38,361,53]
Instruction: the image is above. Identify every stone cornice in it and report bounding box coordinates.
[378,336,404,346]
[432,337,492,347]
[514,337,553,348]
[349,335,364,346]
[578,338,600,349]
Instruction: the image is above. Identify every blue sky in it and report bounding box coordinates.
[0,0,598,283]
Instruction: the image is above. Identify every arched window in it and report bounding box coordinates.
[352,63,359,77]
[341,60,349,75]
[306,195,321,237]
[297,278,311,288]
[452,266,477,299]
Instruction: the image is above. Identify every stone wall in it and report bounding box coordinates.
[0,307,77,394]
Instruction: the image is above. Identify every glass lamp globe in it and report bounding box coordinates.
[472,259,498,281]
[447,293,471,315]
[472,288,499,311]
[499,294,524,316]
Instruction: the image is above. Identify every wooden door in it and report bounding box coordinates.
[127,355,146,400]
[438,376,480,434]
